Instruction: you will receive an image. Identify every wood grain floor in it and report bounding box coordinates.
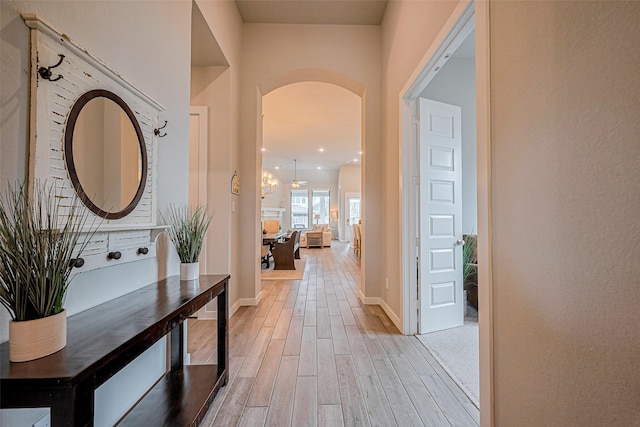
[190,242,479,426]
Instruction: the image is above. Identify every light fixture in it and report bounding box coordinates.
[291,159,301,188]
[261,148,266,152]
[319,148,325,152]
[317,166,321,170]
[353,158,358,162]
[261,171,278,198]
[314,213,320,225]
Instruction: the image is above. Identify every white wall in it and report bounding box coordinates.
[239,23,382,304]
[490,1,640,424]
[0,1,192,425]
[421,57,477,234]
[381,0,459,321]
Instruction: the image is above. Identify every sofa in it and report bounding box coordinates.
[299,224,332,247]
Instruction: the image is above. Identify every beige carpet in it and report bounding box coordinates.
[260,255,307,280]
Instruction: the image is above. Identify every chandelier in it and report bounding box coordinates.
[261,171,278,198]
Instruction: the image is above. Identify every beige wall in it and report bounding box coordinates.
[490,1,640,424]
[381,0,459,321]
[239,23,383,302]
[0,1,192,425]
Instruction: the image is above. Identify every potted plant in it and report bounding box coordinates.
[0,183,92,362]
[165,204,211,280]
[463,234,478,310]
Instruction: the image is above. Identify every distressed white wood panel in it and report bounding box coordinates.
[24,14,165,273]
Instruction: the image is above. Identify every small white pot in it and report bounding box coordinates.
[10,309,67,362]
[180,262,200,281]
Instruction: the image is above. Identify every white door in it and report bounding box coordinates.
[418,98,464,334]
[344,193,360,243]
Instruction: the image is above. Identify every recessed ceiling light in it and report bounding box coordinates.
[353,158,358,162]
[359,151,363,155]
[319,148,325,152]
[261,148,266,152]
[317,166,321,170]
[275,166,280,170]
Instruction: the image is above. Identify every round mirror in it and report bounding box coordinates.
[64,90,147,219]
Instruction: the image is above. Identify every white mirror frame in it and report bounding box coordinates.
[23,14,166,272]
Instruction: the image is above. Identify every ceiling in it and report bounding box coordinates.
[262,82,362,173]
[235,0,388,25]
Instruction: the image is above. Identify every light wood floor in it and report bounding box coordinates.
[189,242,479,426]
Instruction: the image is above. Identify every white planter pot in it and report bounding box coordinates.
[9,309,67,362]
[180,262,200,281]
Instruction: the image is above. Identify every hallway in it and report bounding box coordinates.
[190,242,479,426]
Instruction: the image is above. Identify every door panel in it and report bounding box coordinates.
[419,98,463,334]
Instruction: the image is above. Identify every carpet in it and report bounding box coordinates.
[260,255,307,280]
[416,303,479,407]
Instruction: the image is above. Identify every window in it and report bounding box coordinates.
[312,190,330,226]
[291,189,309,228]
[290,189,330,228]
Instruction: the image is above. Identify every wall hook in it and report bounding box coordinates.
[38,54,65,82]
[154,120,168,138]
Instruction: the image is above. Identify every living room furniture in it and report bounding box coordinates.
[306,231,323,248]
[353,223,362,258]
[261,244,271,268]
[263,219,280,234]
[299,224,332,247]
[0,275,229,426]
[272,230,299,270]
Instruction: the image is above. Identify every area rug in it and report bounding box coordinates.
[416,304,479,407]
[260,255,307,280]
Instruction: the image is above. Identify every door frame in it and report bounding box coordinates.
[343,191,361,243]
[399,1,493,424]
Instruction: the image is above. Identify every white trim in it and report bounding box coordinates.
[21,14,165,111]
[231,292,264,316]
[400,1,475,336]
[359,292,402,332]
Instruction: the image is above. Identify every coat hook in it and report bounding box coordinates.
[154,120,168,138]
[38,54,65,82]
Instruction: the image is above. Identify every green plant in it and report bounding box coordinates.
[0,182,92,321]
[462,235,477,284]
[164,204,211,263]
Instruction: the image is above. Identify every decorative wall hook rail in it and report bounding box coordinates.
[38,54,65,82]
[154,120,168,138]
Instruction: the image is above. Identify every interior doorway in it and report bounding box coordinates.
[344,192,361,244]
[400,1,492,419]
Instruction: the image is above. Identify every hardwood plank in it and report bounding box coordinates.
[318,404,345,427]
[293,294,307,317]
[283,316,304,356]
[388,354,449,427]
[327,293,341,316]
[335,355,370,427]
[238,326,274,378]
[371,357,411,405]
[304,299,317,326]
[264,300,285,327]
[338,300,357,326]
[255,294,276,317]
[363,337,386,361]
[238,407,268,427]
[330,315,351,355]
[317,339,340,405]
[272,308,294,340]
[292,376,318,427]
[264,356,299,427]
[345,325,375,376]
[357,375,397,427]
[317,307,332,339]
[420,372,477,427]
[390,403,424,427]
[246,339,285,407]
[316,288,328,308]
[211,377,253,427]
[231,315,265,357]
[298,326,317,376]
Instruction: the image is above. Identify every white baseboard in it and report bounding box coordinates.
[231,291,263,316]
[359,291,403,332]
